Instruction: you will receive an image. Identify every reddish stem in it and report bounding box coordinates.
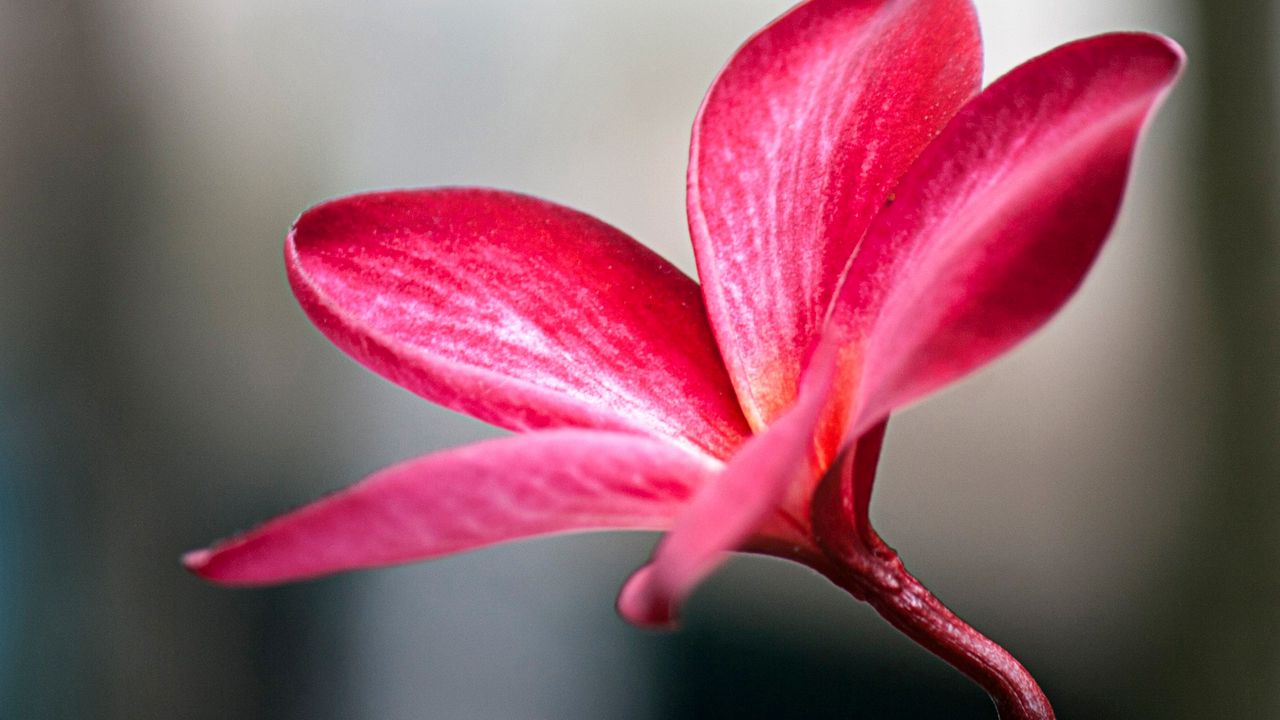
[815,532,1055,720]
[810,421,1055,720]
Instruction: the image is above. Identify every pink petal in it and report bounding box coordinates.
[184,430,718,584]
[689,0,982,431]
[288,189,750,458]
[832,33,1184,436]
[616,341,839,627]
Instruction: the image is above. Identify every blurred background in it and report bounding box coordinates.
[2,0,1276,717]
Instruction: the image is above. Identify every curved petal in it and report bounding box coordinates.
[616,341,838,627]
[689,0,982,431]
[184,430,718,584]
[288,189,750,458]
[830,33,1184,436]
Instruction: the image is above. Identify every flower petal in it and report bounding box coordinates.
[832,33,1184,436]
[184,430,718,584]
[689,0,982,430]
[616,342,838,627]
[288,189,750,458]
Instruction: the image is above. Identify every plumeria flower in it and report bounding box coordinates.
[186,1,1183,717]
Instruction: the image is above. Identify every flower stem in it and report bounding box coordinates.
[816,535,1055,720]
[809,421,1054,719]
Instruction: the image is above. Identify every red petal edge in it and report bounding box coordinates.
[288,189,750,458]
[184,430,718,584]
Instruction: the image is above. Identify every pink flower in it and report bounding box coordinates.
[187,2,1182,717]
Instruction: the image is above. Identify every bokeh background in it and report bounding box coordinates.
[3,0,1276,718]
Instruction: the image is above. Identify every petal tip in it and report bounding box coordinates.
[1133,32,1188,78]
[1156,34,1187,67]
[616,565,680,630]
[1093,31,1187,76]
[182,548,213,575]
